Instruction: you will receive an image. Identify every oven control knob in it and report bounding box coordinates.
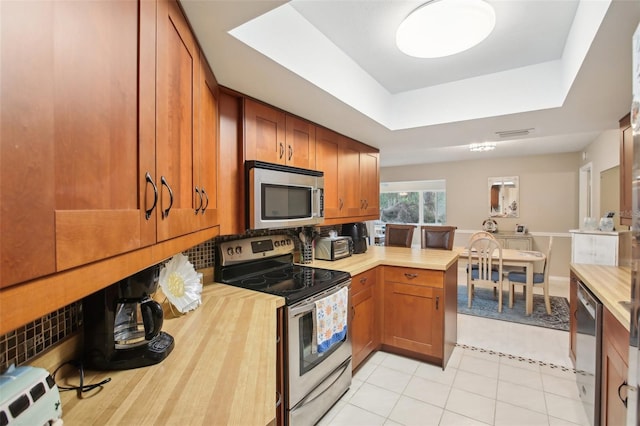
[274,241,280,247]
[235,246,242,254]
[226,247,234,256]
[281,239,286,246]
[286,239,292,245]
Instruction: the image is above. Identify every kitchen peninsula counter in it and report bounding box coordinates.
[307,244,459,275]
[55,284,284,426]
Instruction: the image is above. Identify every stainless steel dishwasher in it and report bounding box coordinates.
[576,280,603,426]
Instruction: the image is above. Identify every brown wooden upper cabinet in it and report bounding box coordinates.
[244,98,316,169]
[156,0,221,241]
[0,0,219,289]
[620,113,632,227]
[315,127,380,223]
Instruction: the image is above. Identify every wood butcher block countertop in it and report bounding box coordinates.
[307,244,458,275]
[58,284,285,426]
[570,263,631,330]
[53,246,456,425]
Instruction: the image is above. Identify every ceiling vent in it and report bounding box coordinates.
[494,128,535,139]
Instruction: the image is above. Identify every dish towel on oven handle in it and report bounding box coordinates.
[315,286,348,353]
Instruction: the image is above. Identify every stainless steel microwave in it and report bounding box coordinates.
[246,161,324,230]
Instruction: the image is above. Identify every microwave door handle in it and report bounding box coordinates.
[313,188,323,217]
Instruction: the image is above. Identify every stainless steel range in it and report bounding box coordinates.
[214,234,352,426]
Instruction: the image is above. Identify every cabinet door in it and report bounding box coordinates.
[1,0,147,287]
[315,127,341,218]
[195,53,219,229]
[285,115,316,169]
[620,113,632,226]
[572,234,618,266]
[505,237,532,251]
[601,308,629,426]
[338,138,362,217]
[244,99,286,165]
[155,0,201,241]
[351,270,378,370]
[360,151,380,217]
[383,281,443,358]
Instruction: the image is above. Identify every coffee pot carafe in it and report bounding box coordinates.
[113,296,164,349]
[83,264,174,370]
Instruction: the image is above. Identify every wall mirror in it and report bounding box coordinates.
[489,176,519,218]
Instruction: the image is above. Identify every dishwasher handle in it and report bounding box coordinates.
[577,283,597,319]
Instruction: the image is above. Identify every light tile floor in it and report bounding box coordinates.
[319,276,589,426]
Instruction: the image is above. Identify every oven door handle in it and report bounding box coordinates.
[294,359,350,408]
[289,283,350,318]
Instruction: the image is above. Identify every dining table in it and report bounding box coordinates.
[454,246,546,315]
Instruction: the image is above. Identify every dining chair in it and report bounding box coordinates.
[384,224,415,247]
[467,237,504,312]
[420,226,457,250]
[466,231,499,288]
[508,236,553,314]
[467,231,497,247]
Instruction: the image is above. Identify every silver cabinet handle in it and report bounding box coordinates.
[161,176,174,218]
[194,186,203,214]
[201,188,209,213]
[144,172,158,220]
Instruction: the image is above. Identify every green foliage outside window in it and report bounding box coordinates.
[379,182,446,225]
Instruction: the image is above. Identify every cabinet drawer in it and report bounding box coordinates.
[351,269,376,295]
[388,282,435,299]
[384,266,442,288]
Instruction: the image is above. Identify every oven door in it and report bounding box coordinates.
[287,280,352,409]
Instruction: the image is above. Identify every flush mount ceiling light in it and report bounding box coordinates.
[469,142,496,152]
[396,0,496,58]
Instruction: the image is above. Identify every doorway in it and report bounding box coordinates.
[579,162,593,226]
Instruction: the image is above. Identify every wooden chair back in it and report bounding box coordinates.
[420,226,457,250]
[467,237,504,312]
[468,231,497,247]
[384,224,415,247]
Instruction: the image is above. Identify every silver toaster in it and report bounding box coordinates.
[314,236,352,261]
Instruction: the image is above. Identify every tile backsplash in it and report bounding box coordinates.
[0,226,348,372]
[0,303,81,373]
[0,225,344,371]
[0,238,217,372]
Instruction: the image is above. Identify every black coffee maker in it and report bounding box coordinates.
[83,264,174,370]
[341,222,368,254]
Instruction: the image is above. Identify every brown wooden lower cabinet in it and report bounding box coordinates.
[350,268,380,370]
[381,264,457,368]
[601,308,628,426]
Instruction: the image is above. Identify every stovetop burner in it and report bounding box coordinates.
[222,263,349,304]
[214,235,350,305]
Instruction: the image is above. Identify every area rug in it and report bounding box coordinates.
[457,285,570,331]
